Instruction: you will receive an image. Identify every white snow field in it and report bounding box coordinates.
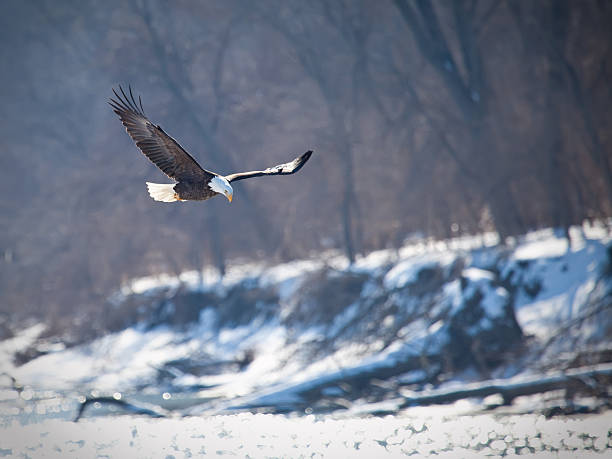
[1,408,611,458]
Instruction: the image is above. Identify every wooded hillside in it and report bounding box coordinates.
[1,0,611,330]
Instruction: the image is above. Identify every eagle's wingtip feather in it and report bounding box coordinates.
[302,150,313,162]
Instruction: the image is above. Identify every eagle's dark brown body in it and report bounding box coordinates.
[174,181,217,201]
[110,86,313,203]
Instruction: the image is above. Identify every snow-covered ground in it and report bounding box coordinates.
[0,224,611,456]
[1,407,611,458]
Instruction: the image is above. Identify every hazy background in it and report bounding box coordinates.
[1,0,612,336]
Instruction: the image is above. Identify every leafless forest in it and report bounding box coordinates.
[1,0,612,333]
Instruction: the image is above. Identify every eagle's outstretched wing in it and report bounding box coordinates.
[109,86,214,183]
[224,151,313,183]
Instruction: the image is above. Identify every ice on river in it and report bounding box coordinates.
[1,408,611,458]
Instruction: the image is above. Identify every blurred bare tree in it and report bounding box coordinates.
[1,0,611,332]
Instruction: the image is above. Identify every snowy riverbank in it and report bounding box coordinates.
[0,224,611,456]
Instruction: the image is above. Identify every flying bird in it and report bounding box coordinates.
[109,86,313,203]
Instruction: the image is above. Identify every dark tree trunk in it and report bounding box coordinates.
[394,0,527,239]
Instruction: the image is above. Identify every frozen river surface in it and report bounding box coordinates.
[1,408,610,458]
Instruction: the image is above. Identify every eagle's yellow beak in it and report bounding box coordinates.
[227,193,233,203]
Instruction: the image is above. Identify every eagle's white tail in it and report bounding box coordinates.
[146,182,178,202]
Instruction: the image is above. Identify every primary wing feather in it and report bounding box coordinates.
[109,85,214,183]
[224,150,313,183]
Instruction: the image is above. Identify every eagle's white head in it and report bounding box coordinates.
[209,175,233,202]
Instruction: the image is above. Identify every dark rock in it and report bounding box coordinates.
[285,269,368,326]
[446,275,523,373]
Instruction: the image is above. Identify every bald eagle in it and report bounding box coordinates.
[109,86,313,203]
